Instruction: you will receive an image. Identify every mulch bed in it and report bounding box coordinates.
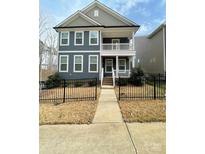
[119,99,166,123]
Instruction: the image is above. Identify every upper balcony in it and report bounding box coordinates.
[100,29,136,56]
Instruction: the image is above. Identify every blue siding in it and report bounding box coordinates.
[59,31,100,51]
[58,52,100,80]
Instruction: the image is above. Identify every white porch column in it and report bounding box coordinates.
[132,56,135,68]
[132,32,135,50]
[99,56,102,79]
[116,56,119,78]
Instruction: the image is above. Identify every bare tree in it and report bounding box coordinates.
[39,11,58,81]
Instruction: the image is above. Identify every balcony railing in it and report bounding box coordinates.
[102,43,133,51]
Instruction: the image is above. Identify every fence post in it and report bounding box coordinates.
[63,80,66,103]
[153,76,156,99]
[95,78,97,100]
[119,77,121,101]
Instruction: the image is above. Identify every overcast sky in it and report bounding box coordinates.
[40,0,166,36]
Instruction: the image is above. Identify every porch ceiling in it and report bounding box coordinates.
[102,31,133,38]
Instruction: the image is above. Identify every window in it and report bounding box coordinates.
[74,31,84,45]
[89,55,98,72]
[59,55,68,72]
[74,55,83,72]
[105,59,113,73]
[94,10,99,17]
[119,59,126,72]
[60,32,69,45]
[89,31,98,45]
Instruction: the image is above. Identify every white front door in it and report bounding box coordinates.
[112,39,120,50]
[105,59,113,73]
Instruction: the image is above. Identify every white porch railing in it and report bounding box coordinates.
[113,69,131,78]
[101,68,104,87]
[102,43,133,51]
[112,67,115,87]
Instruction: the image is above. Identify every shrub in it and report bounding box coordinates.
[119,78,129,86]
[74,81,83,87]
[45,72,61,89]
[130,67,145,86]
[88,80,97,87]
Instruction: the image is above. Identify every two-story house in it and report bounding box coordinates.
[54,0,140,86]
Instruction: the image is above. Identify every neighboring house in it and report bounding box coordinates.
[135,22,166,74]
[54,0,140,86]
[39,40,58,81]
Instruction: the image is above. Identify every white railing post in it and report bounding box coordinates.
[112,67,115,87]
[116,56,119,78]
[101,68,104,87]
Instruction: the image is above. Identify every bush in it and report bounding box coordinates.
[45,72,61,89]
[119,78,129,86]
[88,80,97,87]
[74,81,83,87]
[130,67,145,86]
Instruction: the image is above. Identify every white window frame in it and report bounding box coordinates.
[73,55,83,72]
[88,55,98,73]
[60,32,69,46]
[105,59,113,73]
[94,10,99,17]
[59,55,69,72]
[89,31,99,45]
[74,31,84,46]
[118,59,126,73]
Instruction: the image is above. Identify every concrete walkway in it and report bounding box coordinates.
[93,89,123,123]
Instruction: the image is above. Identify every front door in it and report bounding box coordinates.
[112,39,120,50]
[105,59,113,73]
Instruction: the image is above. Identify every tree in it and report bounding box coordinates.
[39,11,58,81]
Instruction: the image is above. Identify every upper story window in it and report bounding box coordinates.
[59,55,69,72]
[89,31,99,45]
[74,31,84,45]
[60,32,69,46]
[94,10,99,17]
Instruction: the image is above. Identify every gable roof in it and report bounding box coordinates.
[148,21,166,38]
[54,0,140,29]
[55,11,102,28]
[81,0,139,26]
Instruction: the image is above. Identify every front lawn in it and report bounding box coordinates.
[39,101,97,125]
[119,99,166,122]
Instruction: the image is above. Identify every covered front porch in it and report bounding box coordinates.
[100,55,135,79]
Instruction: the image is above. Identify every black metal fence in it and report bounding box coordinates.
[39,78,98,102]
[117,74,166,100]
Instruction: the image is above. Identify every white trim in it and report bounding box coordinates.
[89,31,99,45]
[88,55,98,73]
[60,32,69,46]
[73,55,83,72]
[118,59,126,73]
[74,31,84,46]
[59,50,100,53]
[55,11,102,27]
[59,55,69,72]
[105,59,113,73]
[78,12,101,25]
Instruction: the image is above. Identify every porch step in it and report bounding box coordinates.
[101,85,114,89]
[102,77,113,86]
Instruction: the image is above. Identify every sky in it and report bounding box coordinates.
[40,0,166,36]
